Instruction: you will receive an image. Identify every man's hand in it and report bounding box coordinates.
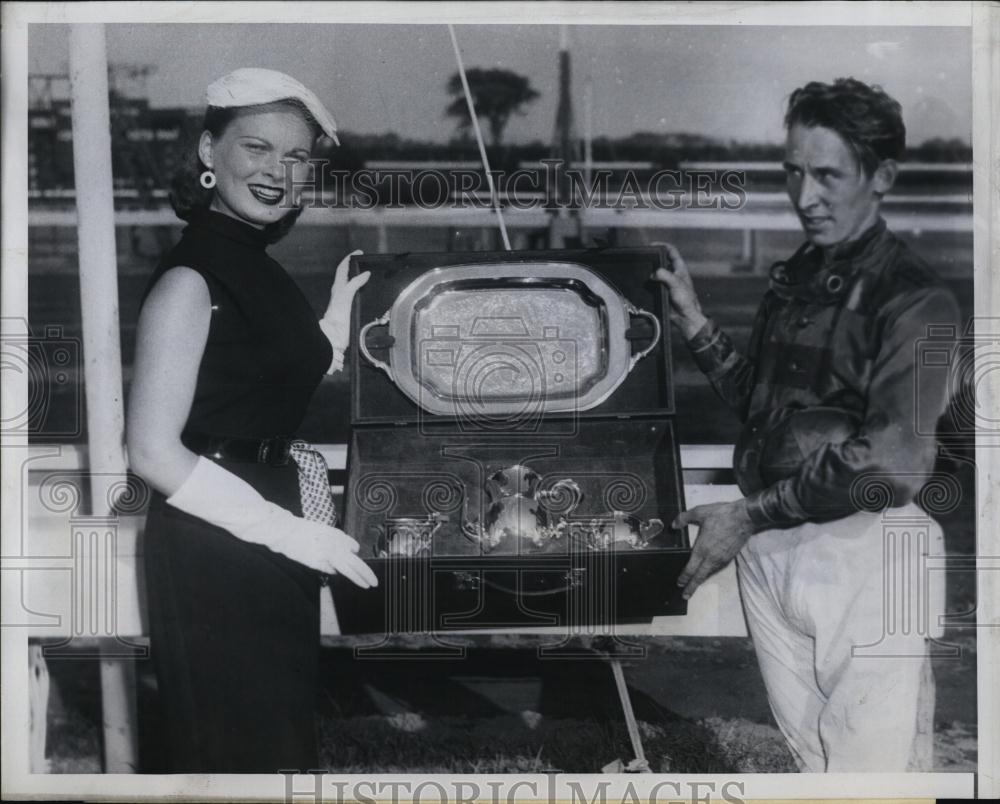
[674,498,755,599]
[651,242,708,340]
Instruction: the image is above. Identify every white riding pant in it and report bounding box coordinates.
[736,502,945,772]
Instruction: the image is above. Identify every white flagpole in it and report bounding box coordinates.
[69,24,126,494]
[68,23,137,773]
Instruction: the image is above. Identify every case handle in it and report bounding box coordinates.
[358,311,394,381]
[625,304,662,372]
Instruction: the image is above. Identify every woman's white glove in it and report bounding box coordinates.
[319,249,370,374]
[167,457,378,589]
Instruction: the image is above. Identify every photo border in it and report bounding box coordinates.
[2,1,994,800]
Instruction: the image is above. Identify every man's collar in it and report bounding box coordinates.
[823,217,888,265]
[770,218,895,304]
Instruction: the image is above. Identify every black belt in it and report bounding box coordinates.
[181,432,296,467]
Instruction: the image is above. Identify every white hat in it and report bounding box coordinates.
[205,68,339,145]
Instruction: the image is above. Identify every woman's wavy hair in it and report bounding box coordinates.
[785,77,905,177]
[169,99,322,244]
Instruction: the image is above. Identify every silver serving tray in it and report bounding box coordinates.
[359,262,660,416]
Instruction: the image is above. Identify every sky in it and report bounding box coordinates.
[28,22,973,146]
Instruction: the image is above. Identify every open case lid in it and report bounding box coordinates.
[350,247,674,427]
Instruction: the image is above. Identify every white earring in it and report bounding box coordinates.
[199,170,217,189]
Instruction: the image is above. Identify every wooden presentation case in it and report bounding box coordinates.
[329,247,691,635]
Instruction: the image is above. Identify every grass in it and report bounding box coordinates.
[44,641,799,774]
[42,635,976,774]
[316,712,796,774]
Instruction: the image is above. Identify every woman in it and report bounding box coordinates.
[127,68,377,773]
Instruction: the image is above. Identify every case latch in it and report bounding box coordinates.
[452,570,481,591]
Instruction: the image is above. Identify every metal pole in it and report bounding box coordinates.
[584,77,594,191]
[583,77,594,247]
[447,24,511,251]
[68,23,137,773]
[740,227,757,272]
[609,658,650,772]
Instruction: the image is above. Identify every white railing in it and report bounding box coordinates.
[23,439,737,481]
[26,200,973,234]
[679,160,974,173]
[22,441,744,641]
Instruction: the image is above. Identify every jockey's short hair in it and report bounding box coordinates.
[785,77,906,176]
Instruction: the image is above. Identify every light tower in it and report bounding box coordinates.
[552,25,579,174]
[549,25,583,245]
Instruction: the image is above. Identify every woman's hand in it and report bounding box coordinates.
[167,456,379,589]
[319,249,370,372]
[651,243,709,340]
[269,518,378,588]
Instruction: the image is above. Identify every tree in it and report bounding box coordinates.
[445,68,540,149]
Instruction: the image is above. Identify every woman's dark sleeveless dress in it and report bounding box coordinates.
[140,208,333,772]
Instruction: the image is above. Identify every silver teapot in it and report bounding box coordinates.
[462,464,582,554]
